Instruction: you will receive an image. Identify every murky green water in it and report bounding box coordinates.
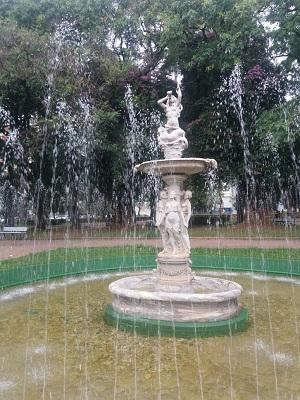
[0,271,300,400]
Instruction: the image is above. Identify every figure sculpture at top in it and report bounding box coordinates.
[157,83,188,159]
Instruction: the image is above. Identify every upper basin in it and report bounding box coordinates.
[135,157,217,176]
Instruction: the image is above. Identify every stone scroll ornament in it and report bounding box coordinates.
[157,83,188,159]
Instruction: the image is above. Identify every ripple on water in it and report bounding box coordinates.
[255,339,294,366]
[0,287,37,302]
[0,381,15,391]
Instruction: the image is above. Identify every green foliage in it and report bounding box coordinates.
[255,100,300,206]
[0,0,113,34]
[0,0,298,226]
[257,100,300,143]
[0,20,46,126]
[265,0,300,66]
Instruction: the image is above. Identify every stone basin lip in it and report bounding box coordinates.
[109,275,242,303]
[135,157,217,176]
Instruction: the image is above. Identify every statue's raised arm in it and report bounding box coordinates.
[157,92,171,111]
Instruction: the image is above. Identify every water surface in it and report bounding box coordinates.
[0,271,299,399]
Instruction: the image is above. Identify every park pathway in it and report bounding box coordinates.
[0,237,299,260]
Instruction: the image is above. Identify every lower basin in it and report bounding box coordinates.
[109,275,243,322]
[0,271,300,399]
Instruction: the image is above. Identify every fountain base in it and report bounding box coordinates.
[105,274,248,337]
[156,254,193,284]
[104,303,248,338]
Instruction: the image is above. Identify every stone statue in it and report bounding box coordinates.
[181,190,192,227]
[157,83,188,158]
[163,190,190,255]
[156,189,192,256]
[156,189,168,251]
[181,190,192,252]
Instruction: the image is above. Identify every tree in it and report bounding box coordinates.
[0,0,298,228]
[0,20,46,128]
[255,100,300,210]
[265,0,300,66]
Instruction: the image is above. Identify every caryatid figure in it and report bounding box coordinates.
[155,190,168,252]
[164,190,189,255]
[181,190,192,253]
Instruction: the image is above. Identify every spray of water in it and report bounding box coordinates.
[0,107,30,226]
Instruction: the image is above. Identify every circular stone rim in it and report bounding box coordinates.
[135,158,217,176]
[108,275,243,303]
[104,304,248,338]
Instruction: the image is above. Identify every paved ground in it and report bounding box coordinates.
[0,237,299,260]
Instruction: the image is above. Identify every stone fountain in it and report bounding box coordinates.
[105,83,247,337]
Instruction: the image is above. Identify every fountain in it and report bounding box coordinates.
[105,82,248,337]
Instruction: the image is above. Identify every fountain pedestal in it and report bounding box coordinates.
[156,254,193,284]
[104,85,248,337]
[135,158,217,286]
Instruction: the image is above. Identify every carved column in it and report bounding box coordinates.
[156,174,193,285]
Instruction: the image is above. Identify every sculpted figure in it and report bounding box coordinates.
[157,85,183,130]
[181,190,192,227]
[156,190,168,251]
[164,191,189,255]
[181,190,192,252]
[157,84,188,157]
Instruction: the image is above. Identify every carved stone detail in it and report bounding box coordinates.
[156,255,193,284]
[157,84,188,159]
[156,189,192,258]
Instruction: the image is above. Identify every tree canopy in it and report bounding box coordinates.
[0,0,299,227]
